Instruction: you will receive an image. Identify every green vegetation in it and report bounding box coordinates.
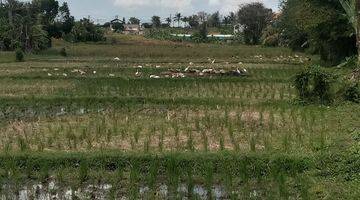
[0,34,358,198]
[278,0,358,65]
[0,0,103,53]
[0,0,359,198]
[15,48,24,62]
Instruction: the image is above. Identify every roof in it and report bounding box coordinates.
[110,19,122,23]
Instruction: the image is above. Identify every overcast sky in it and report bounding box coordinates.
[53,0,280,23]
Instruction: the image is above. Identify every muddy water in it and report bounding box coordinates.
[1,182,229,200]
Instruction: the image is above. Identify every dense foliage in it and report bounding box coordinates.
[191,23,208,43]
[66,18,105,43]
[279,0,357,65]
[238,3,273,45]
[0,0,104,52]
[294,65,337,104]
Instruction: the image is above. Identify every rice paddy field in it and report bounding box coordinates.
[0,35,359,199]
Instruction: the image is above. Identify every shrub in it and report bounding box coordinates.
[144,28,185,42]
[15,49,24,62]
[60,47,67,57]
[261,25,280,47]
[294,65,337,104]
[337,56,358,69]
[191,23,208,43]
[343,83,360,103]
[66,18,105,43]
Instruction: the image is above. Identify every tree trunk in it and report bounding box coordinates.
[357,33,360,65]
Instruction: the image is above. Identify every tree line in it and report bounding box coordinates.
[143,0,359,66]
[140,3,273,45]
[0,0,104,52]
[277,0,359,65]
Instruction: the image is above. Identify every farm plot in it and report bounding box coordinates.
[0,46,358,199]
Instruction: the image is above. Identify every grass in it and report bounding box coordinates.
[0,34,358,199]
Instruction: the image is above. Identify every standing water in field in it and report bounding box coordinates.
[2,182,229,200]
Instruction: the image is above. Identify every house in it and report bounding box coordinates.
[123,24,144,35]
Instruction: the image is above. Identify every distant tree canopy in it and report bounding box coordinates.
[0,0,103,52]
[112,21,124,32]
[129,17,140,25]
[51,2,75,38]
[188,15,200,28]
[209,11,221,28]
[237,3,273,45]
[67,18,105,43]
[279,0,357,65]
[151,16,161,28]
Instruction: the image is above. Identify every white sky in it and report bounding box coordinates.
[21,0,281,23]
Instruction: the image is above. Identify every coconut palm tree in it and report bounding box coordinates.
[165,17,172,27]
[339,0,360,64]
[174,13,182,27]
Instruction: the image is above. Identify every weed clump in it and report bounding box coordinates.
[294,65,337,104]
[343,83,360,103]
[60,47,67,57]
[15,49,24,62]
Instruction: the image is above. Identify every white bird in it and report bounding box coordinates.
[189,62,194,65]
[109,74,115,77]
[184,67,190,72]
[54,68,59,71]
[62,73,68,77]
[202,69,213,73]
[47,73,52,77]
[135,70,141,77]
[137,65,143,68]
[114,57,120,61]
[156,65,161,68]
[93,71,97,74]
[150,75,160,79]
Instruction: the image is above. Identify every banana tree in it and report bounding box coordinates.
[339,0,360,64]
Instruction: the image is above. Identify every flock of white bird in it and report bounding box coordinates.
[44,57,250,78]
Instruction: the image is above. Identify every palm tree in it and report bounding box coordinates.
[165,17,172,26]
[339,0,360,64]
[174,13,182,27]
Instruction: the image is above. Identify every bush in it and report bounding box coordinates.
[66,18,105,43]
[294,65,337,104]
[261,25,280,47]
[191,23,208,43]
[343,83,360,103]
[15,49,24,62]
[145,29,181,42]
[60,47,67,57]
[337,56,358,69]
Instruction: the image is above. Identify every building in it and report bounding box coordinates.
[123,24,144,35]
